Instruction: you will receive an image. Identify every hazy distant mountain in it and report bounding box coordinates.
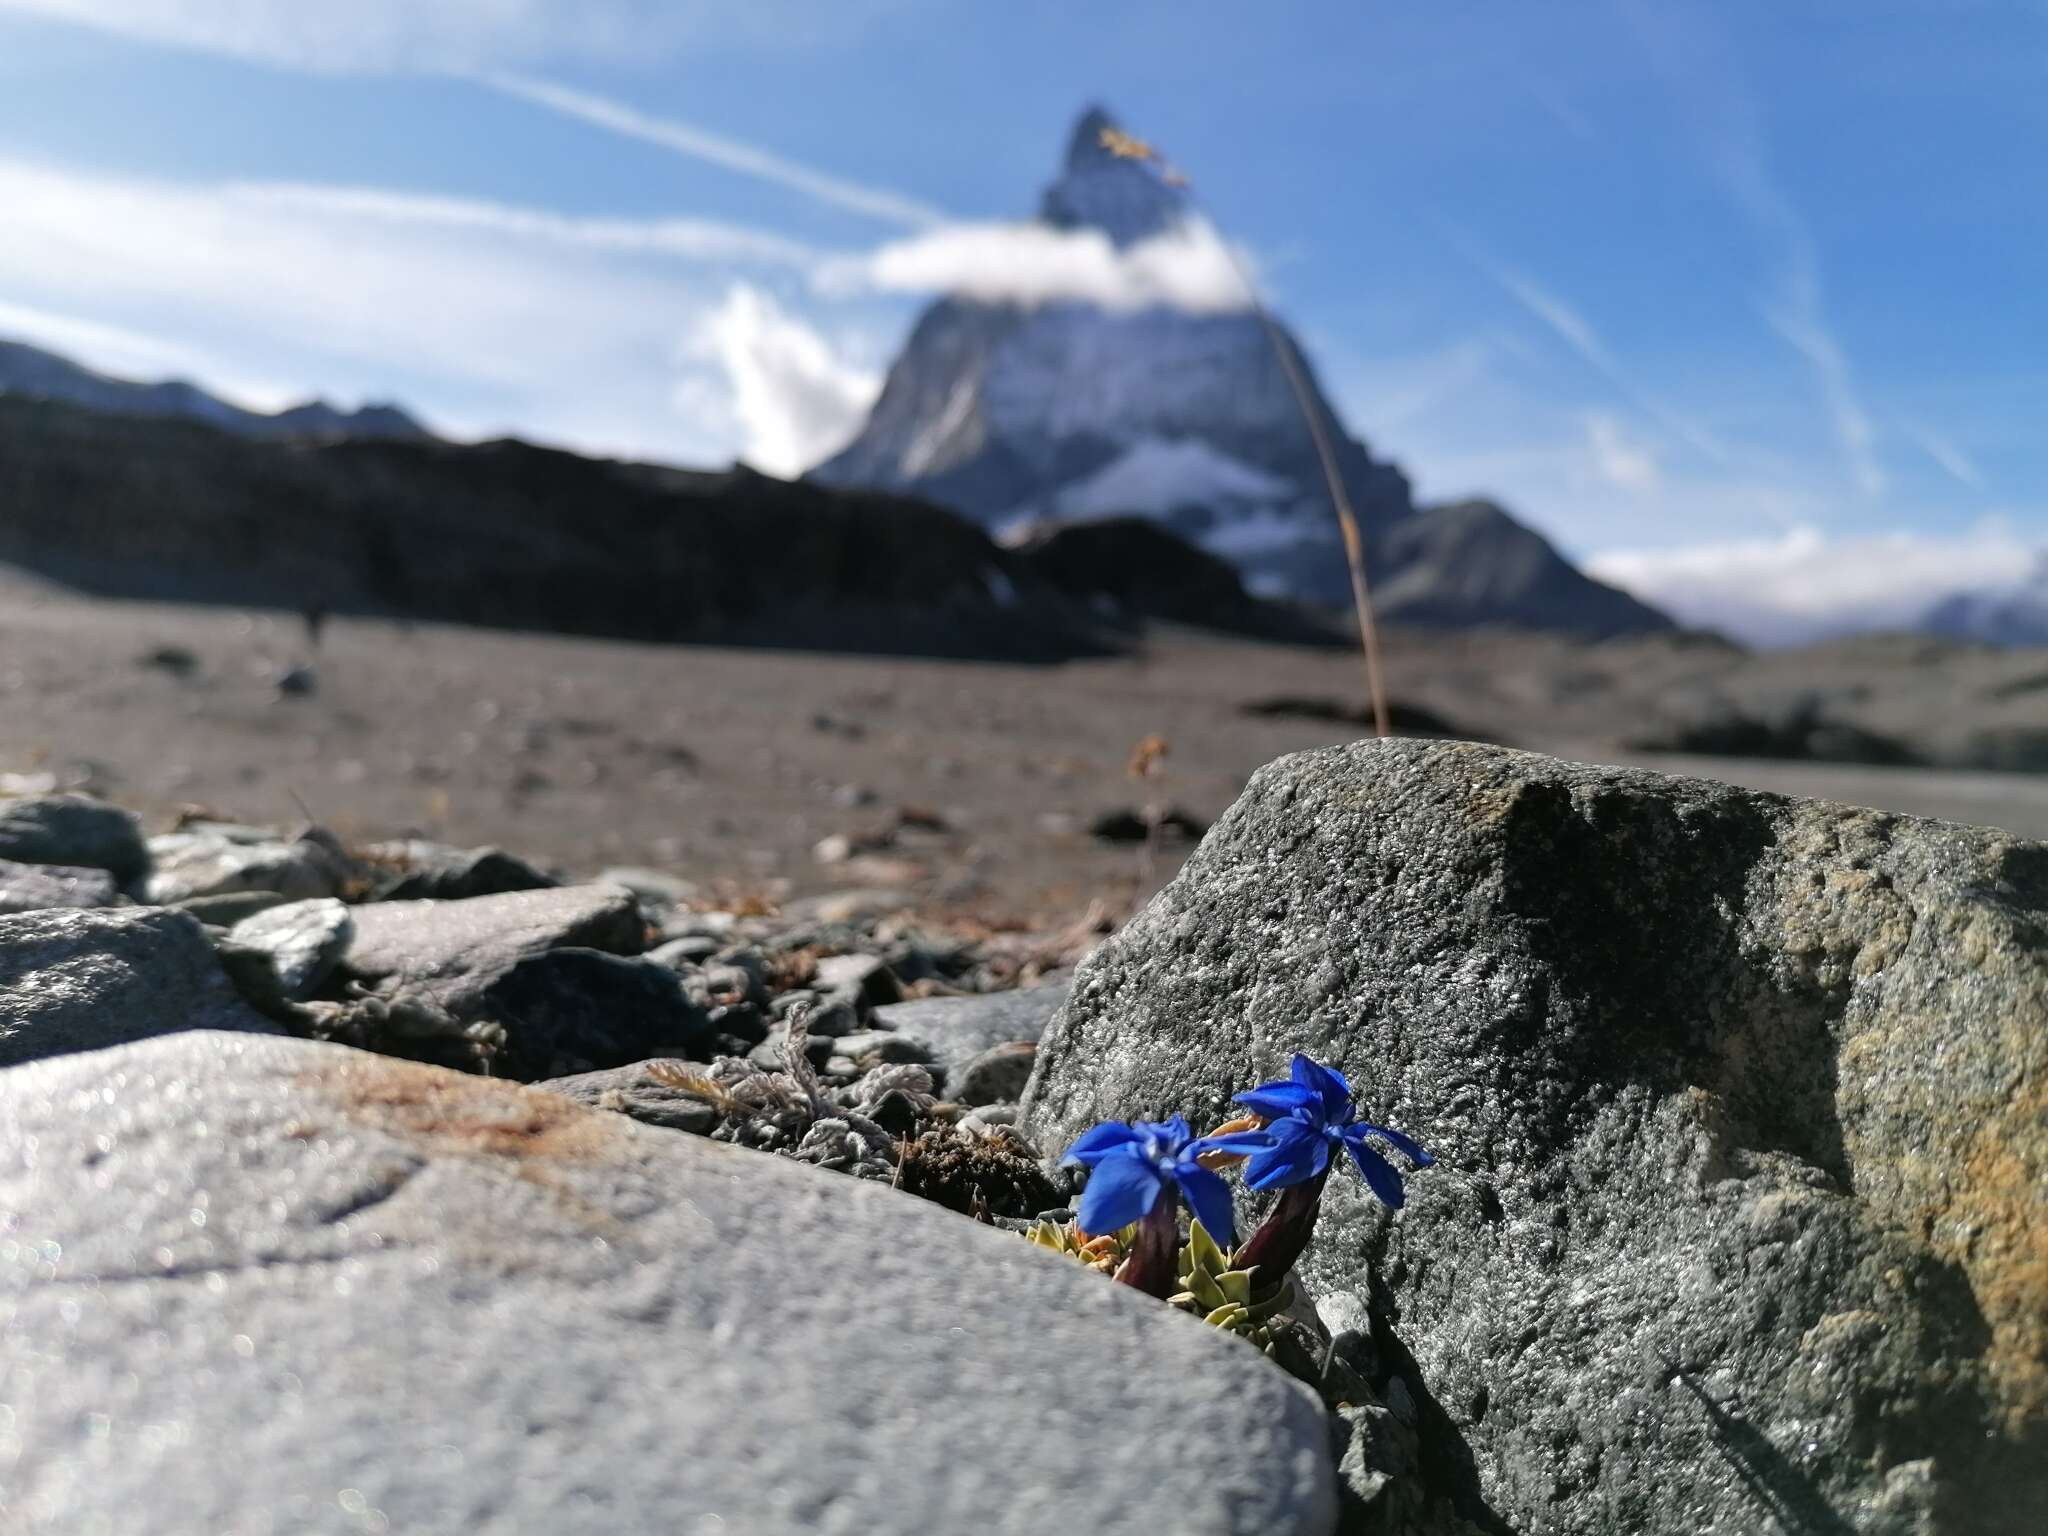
[812,106,1673,639]
[1924,554,2048,646]
[0,337,431,442]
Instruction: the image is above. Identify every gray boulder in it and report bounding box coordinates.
[874,980,1071,1076]
[1025,739,2048,1534]
[0,856,119,914]
[223,897,354,1001]
[144,823,357,904]
[0,1032,1336,1534]
[341,883,643,999]
[0,907,280,1068]
[0,793,147,883]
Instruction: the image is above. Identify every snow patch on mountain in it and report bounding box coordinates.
[1050,437,1295,520]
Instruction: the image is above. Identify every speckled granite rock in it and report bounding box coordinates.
[1025,739,2047,1535]
[0,1032,1336,1535]
[0,907,280,1068]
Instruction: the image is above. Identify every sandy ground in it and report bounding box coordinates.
[4,578,2045,924]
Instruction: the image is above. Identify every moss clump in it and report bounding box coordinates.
[895,1127,1063,1220]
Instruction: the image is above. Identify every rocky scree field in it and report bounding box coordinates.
[0,732,2044,1533]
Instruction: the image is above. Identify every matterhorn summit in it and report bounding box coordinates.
[811,107,1670,636]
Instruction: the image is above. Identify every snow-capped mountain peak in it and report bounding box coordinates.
[1038,104,1193,248]
[812,107,1674,637]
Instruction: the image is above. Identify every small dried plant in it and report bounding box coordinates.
[1100,125,1393,739]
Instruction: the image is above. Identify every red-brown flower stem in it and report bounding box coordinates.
[1113,1192,1182,1300]
[1236,1164,1331,1282]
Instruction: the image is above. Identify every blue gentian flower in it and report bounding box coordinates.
[1211,1053,1433,1208]
[1062,1115,1237,1248]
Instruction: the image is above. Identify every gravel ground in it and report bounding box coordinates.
[3,578,2044,921]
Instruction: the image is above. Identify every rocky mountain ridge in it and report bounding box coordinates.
[813,107,1673,640]
[0,336,430,442]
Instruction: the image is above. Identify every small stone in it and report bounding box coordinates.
[478,949,714,1082]
[832,1030,937,1067]
[361,840,556,901]
[813,833,854,865]
[0,857,119,915]
[871,981,1069,1076]
[0,794,148,883]
[952,1041,1037,1106]
[811,952,903,1009]
[645,935,722,968]
[532,1061,720,1135]
[342,884,643,999]
[173,890,292,926]
[0,907,280,1068]
[144,825,357,904]
[223,898,354,1001]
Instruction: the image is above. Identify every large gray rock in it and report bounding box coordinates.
[342,884,643,995]
[0,856,119,914]
[1025,739,2048,1535]
[873,980,1071,1075]
[0,907,281,1068]
[0,1032,1336,1534]
[0,794,147,883]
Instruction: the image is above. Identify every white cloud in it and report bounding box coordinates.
[692,285,879,477]
[482,75,944,229]
[1584,412,1660,494]
[0,1,907,71]
[1464,248,1731,464]
[0,153,774,462]
[825,219,1254,313]
[1902,423,1985,491]
[228,181,823,266]
[1613,0,1885,502]
[1587,520,2038,645]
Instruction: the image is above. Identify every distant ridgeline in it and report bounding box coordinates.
[0,337,430,443]
[0,377,1357,660]
[811,106,1673,640]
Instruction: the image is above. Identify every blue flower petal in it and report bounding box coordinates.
[1232,1083,1320,1119]
[1293,1054,1353,1120]
[1149,1115,1195,1150]
[1062,1121,1142,1167]
[1076,1146,1165,1233]
[1176,1162,1238,1249]
[1245,1117,1329,1190]
[1359,1121,1433,1169]
[1344,1134,1407,1209]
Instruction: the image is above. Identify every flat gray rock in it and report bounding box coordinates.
[0,1033,1335,1534]
[342,884,643,994]
[143,825,356,904]
[0,907,281,1068]
[361,839,557,901]
[1025,739,2048,1535]
[953,1040,1038,1106]
[0,856,119,914]
[0,794,147,883]
[225,897,354,1001]
[872,980,1071,1074]
[534,1059,721,1134]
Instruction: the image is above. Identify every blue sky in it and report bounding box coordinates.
[0,1,2040,639]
